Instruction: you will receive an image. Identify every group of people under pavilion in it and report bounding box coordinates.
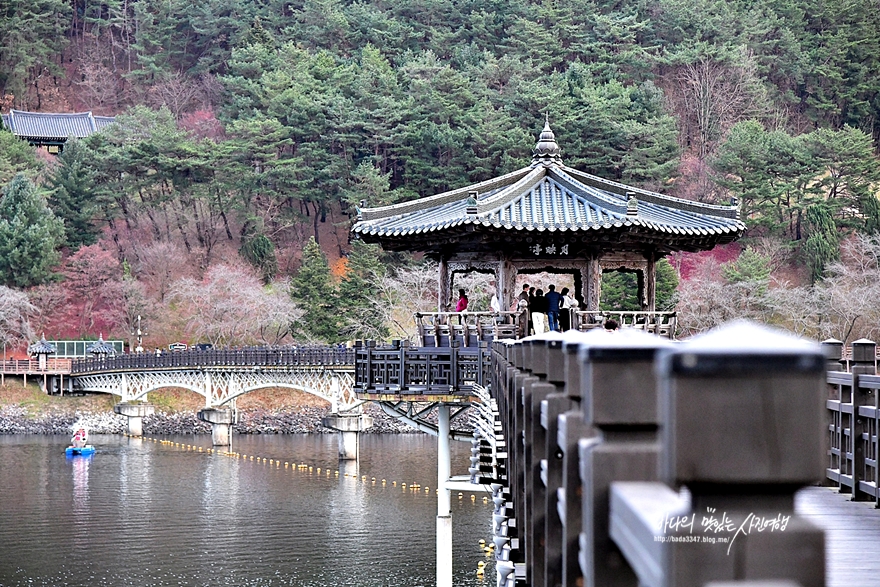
[351,119,744,333]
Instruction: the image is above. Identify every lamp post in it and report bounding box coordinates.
[133,315,146,353]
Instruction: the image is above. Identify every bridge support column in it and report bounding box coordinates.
[437,404,452,587]
[198,407,235,446]
[113,403,156,437]
[322,413,373,460]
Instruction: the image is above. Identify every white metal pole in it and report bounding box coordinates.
[437,403,452,587]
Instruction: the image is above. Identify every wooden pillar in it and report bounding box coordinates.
[438,256,450,313]
[497,258,517,311]
[637,270,646,311]
[585,257,600,311]
[646,252,656,312]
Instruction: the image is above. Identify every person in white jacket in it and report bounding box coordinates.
[560,287,577,330]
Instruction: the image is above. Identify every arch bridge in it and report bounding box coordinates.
[69,347,371,453]
[71,347,359,409]
[67,344,488,456]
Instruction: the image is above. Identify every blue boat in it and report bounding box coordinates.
[65,445,96,456]
[66,426,94,456]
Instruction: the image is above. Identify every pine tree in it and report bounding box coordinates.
[239,223,278,283]
[0,174,64,287]
[721,247,772,292]
[47,138,100,250]
[290,237,341,342]
[600,258,679,311]
[338,240,388,340]
[804,203,840,283]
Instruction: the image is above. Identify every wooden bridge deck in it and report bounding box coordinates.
[797,486,880,586]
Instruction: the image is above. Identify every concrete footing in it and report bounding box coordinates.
[198,407,235,446]
[321,413,374,460]
[113,403,156,436]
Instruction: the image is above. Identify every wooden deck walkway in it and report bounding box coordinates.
[797,486,880,586]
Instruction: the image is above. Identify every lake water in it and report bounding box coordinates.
[0,434,495,587]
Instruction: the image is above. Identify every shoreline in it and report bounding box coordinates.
[0,402,422,435]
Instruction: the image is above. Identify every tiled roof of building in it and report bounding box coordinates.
[28,336,57,355]
[352,122,745,252]
[0,110,114,140]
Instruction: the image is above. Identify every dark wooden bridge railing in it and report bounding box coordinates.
[414,311,524,345]
[354,339,489,396]
[823,338,880,504]
[485,323,827,587]
[71,346,356,374]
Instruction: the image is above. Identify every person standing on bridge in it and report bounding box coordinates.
[515,284,530,336]
[545,284,562,332]
[455,289,469,312]
[560,287,576,331]
[532,288,548,334]
[490,288,503,323]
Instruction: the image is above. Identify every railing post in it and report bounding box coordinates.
[851,338,876,501]
[652,321,826,585]
[399,340,409,392]
[821,338,845,488]
[822,338,844,372]
[365,340,375,392]
[577,329,673,587]
[450,340,459,392]
[538,333,581,587]
[478,341,487,388]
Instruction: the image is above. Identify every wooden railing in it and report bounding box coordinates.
[413,310,678,345]
[354,339,489,397]
[573,310,677,337]
[484,322,826,587]
[71,346,355,375]
[414,311,525,345]
[823,338,880,503]
[0,358,73,374]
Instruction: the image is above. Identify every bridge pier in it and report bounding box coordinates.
[113,403,156,436]
[198,407,235,446]
[322,413,374,460]
[436,403,452,587]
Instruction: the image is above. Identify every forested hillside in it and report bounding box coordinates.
[1,0,879,346]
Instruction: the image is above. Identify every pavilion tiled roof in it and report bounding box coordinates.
[1,110,114,141]
[352,122,745,252]
[86,335,117,356]
[28,337,56,355]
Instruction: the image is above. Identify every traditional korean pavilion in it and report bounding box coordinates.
[1,110,115,153]
[351,121,745,312]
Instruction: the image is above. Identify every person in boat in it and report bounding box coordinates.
[71,428,87,449]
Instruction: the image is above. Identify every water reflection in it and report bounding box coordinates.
[69,454,90,507]
[0,434,491,587]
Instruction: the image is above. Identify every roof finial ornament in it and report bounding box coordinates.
[626,192,639,216]
[532,114,562,165]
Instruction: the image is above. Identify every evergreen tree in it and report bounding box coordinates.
[863,195,880,236]
[655,259,679,311]
[290,237,341,342]
[0,129,41,184]
[47,138,101,250]
[721,246,772,293]
[338,240,388,340]
[804,203,840,283]
[600,259,679,311]
[239,227,278,283]
[0,174,64,287]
